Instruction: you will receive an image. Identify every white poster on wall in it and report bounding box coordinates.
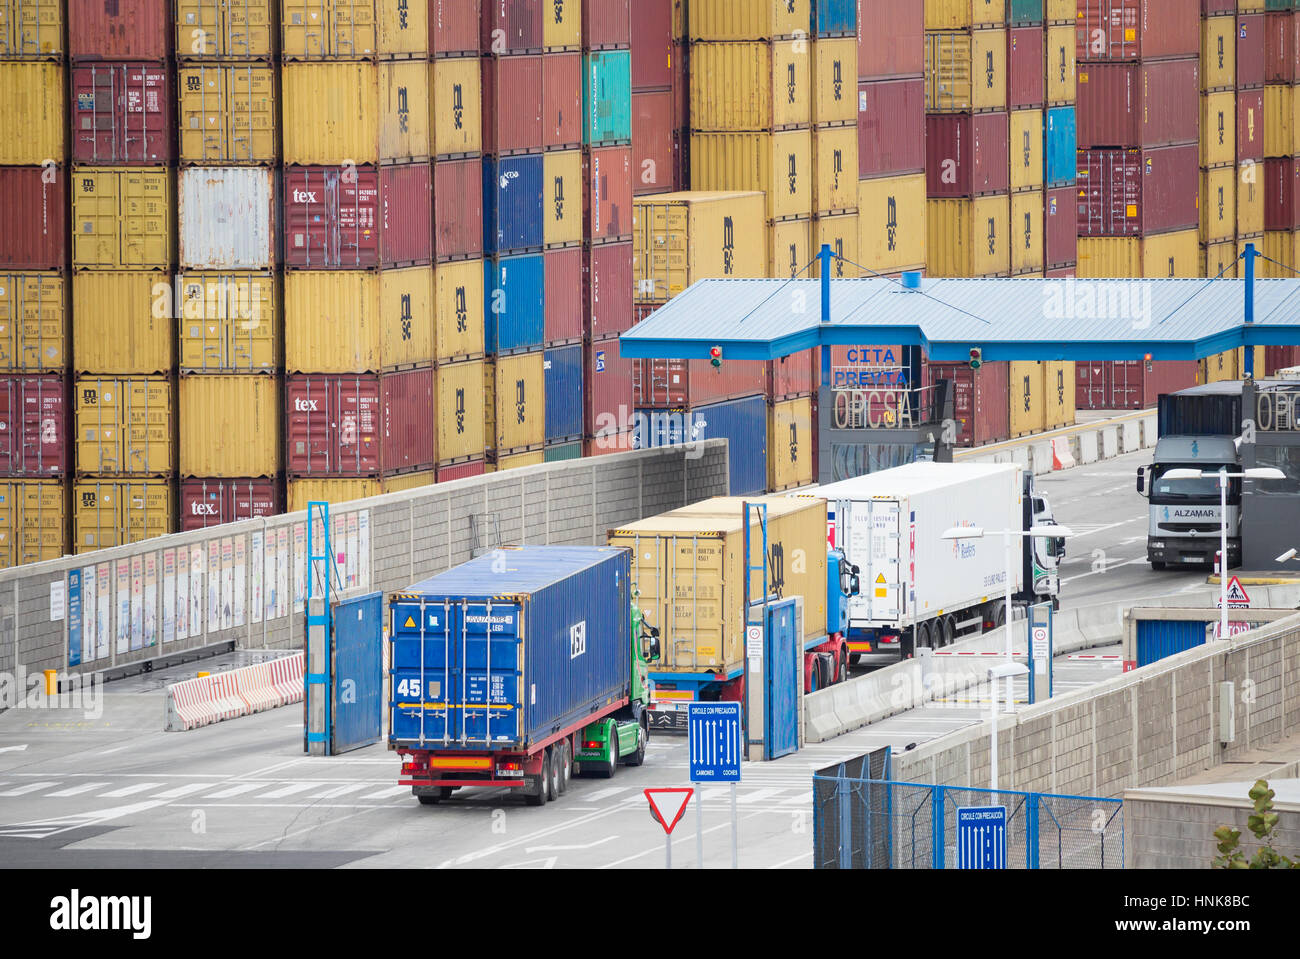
[190,543,204,639]
[81,566,97,661]
[292,522,306,613]
[264,530,278,622]
[207,540,220,634]
[220,537,234,631]
[143,553,157,648]
[276,526,290,620]
[116,559,130,656]
[250,530,263,625]
[49,580,65,621]
[129,555,144,651]
[162,548,176,644]
[358,511,370,590]
[176,546,190,641]
[233,535,246,629]
[345,512,358,590]
[96,564,110,660]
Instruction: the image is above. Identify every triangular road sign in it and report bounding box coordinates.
[645,788,693,835]
[1223,576,1251,606]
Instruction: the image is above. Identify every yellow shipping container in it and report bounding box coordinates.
[282,61,430,164]
[812,125,857,213]
[1009,361,1046,436]
[545,0,581,48]
[926,195,1010,277]
[633,191,768,302]
[0,480,65,569]
[72,167,173,271]
[176,0,274,59]
[689,41,810,131]
[858,173,927,272]
[687,0,809,40]
[1201,91,1235,168]
[177,272,279,372]
[1239,0,1263,12]
[1201,239,1240,279]
[281,0,427,58]
[178,375,280,478]
[1200,166,1236,245]
[1265,84,1300,158]
[769,217,812,278]
[767,397,814,491]
[1045,24,1075,104]
[72,271,172,374]
[1077,230,1201,278]
[484,352,545,455]
[812,38,856,126]
[434,260,485,364]
[1201,16,1235,91]
[430,56,482,157]
[0,272,65,372]
[1045,0,1074,21]
[1043,361,1076,430]
[1199,348,1266,385]
[73,480,174,552]
[0,62,62,164]
[287,477,379,512]
[436,359,486,464]
[75,376,174,476]
[690,129,814,222]
[1239,161,1263,236]
[381,469,434,493]
[608,495,828,673]
[544,150,583,247]
[0,0,62,57]
[1010,109,1043,193]
[1010,189,1043,274]
[178,63,278,164]
[811,211,858,278]
[1262,231,1300,278]
[285,268,433,373]
[925,0,1004,30]
[925,29,1007,113]
[487,450,545,472]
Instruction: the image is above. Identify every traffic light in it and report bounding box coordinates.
[1143,352,1153,373]
[710,345,723,369]
[969,348,982,371]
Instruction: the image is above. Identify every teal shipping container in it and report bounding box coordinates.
[1006,0,1043,25]
[543,441,583,462]
[1044,106,1076,187]
[584,50,632,145]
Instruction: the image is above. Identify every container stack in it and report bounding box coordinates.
[0,1,67,567]
[68,0,176,553]
[431,0,487,483]
[1005,1,1045,278]
[631,0,688,197]
[281,2,436,511]
[175,0,281,531]
[923,0,1011,277]
[1263,4,1299,277]
[809,1,860,281]
[1198,6,1240,281]
[1043,0,1077,278]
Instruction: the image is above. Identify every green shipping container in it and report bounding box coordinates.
[1265,0,1295,11]
[1006,0,1043,24]
[543,442,583,463]
[584,50,632,145]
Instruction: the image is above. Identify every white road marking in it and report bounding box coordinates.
[151,783,213,800]
[735,787,786,805]
[779,791,813,806]
[525,835,620,853]
[360,785,412,800]
[257,782,326,799]
[0,745,29,754]
[201,782,270,799]
[0,781,59,797]
[769,851,813,868]
[578,786,626,803]
[1060,557,1143,584]
[45,782,111,798]
[305,782,372,799]
[98,782,166,798]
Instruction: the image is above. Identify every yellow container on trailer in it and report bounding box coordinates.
[71,167,173,271]
[1044,24,1075,104]
[176,272,279,372]
[858,173,926,272]
[178,374,281,478]
[767,397,814,492]
[1009,361,1045,436]
[690,129,813,222]
[435,358,487,464]
[73,479,174,552]
[75,376,174,476]
[0,479,66,569]
[1201,91,1235,169]
[812,125,857,213]
[0,272,65,372]
[434,260,485,364]
[0,0,63,57]
[925,29,1007,113]
[1201,166,1236,245]
[926,195,1011,277]
[812,38,857,126]
[430,56,482,157]
[72,271,172,374]
[0,62,63,164]
[608,495,829,673]
[687,0,810,40]
[769,217,812,278]
[281,60,430,164]
[689,41,810,131]
[177,63,278,164]
[925,0,1004,30]
[176,0,274,59]
[632,191,768,303]
[1201,16,1236,92]
[811,211,859,278]
[281,0,428,58]
[543,150,583,247]
[1010,109,1043,192]
[1009,189,1044,274]
[484,352,545,455]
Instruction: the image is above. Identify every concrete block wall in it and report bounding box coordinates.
[1125,798,1300,869]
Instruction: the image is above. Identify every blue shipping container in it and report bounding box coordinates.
[811,0,856,36]
[484,253,545,354]
[544,345,584,442]
[584,51,632,145]
[1135,617,1208,668]
[1044,106,1076,186]
[633,395,768,495]
[389,546,631,751]
[483,154,544,255]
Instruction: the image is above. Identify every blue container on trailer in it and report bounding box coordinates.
[483,154,544,255]
[544,344,583,442]
[1043,106,1076,186]
[484,253,544,354]
[583,51,632,145]
[811,0,856,36]
[632,395,768,494]
[388,546,631,750]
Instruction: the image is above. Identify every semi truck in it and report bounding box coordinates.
[389,545,661,807]
[805,462,1065,659]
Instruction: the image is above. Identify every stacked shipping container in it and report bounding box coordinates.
[1262,5,1300,279]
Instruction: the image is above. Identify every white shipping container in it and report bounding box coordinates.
[178,167,277,270]
[810,462,1024,630]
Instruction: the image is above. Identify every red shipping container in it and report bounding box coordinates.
[768,350,818,401]
[284,164,433,270]
[0,167,66,270]
[0,374,66,477]
[430,0,482,57]
[583,0,631,50]
[858,0,923,80]
[437,458,486,482]
[71,63,171,164]
[544,246,583,344]
[1076,59,1199,150]
[68,0,168,62]
[1238,14,1264,89]
[1045,266,1076,277]
[482,55,544,155]
[585,240,634,339]
[1238,89,1264,161]
[1007,27,1045,109]
[584,145,633,241]
[631,0,676,88]
[1075,0,1199,62]
[286,370,434,477]
[1075,360,1197,410]
[858,78,925,178]
[585,431,634,455]
[632,90,683,195]
[543,52,582,150]
[585,333,634,438]
[481,0,543,52]
[1265,345,1300,375]
[922,361,1010,447]
[1265,157,1300,231]
[1265,11,1299,84]
[180,478,281,531]
[1201,0,1235,15]
[925,112,1010,198]
[1045,186,1077,268]
[1077,145,1200,237]
[632,356,766,407]
[434,157,484,261]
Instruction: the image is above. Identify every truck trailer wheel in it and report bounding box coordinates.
[915,621,932,650]
[415,786,452,806]
[547,746,562,802]
[625,718,648,766]
[941,616,956,647]
[525,752,551,807]
[598,721,620,778]
[555,741,571,794]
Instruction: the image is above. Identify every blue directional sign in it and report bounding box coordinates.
[687,702,742,783]
[956,806,1007,869]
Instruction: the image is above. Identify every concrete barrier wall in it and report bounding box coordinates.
[956,411,1156,476]
[0,442,731,680]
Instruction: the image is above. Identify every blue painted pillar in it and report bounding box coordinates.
[819,244,833,386]
[1244,241,1256,378]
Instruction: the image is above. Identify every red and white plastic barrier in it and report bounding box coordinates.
[1051,437,1076,470]
[165,652,304,732]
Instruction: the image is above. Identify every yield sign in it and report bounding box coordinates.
[645,788,693,835]
[1222,576,1251,608]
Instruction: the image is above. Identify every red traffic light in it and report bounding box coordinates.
[710,346,722,359]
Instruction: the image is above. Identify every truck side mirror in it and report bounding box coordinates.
[647,635,661,662]
[849,574,860,596]
[1053,537,1065,559]
[1136,466,1145,494]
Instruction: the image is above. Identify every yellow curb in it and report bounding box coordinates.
[1205,576,1300,586]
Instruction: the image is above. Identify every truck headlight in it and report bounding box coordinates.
[1150,541,1164,549]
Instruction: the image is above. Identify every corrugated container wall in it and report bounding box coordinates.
[72,479,174,552]
[434,260,486,363]
[858,78,926,177]
[1,170,65,270]
[71,63,170,165]
[1075,0,1200,61]
[923,360,1010,445]
[584,51,633,145]
[0,375,66,477]
[768,397,813,491]
[281,0,428,58]
[178,167,276,270]
[484,352,546,454]
[430,0,481,57]
[633,191,769,303]
[176,272,279,373]
[72,271,172,374]
[434,158,484,261]
[69,0,169,61]
[688,0,810,41]
[484,253,545,354]
[175,0,275,59]
[544,345,584,442]
[1075,59,1200,149]
[177,63,278,164]
[178,375,281,478]
[926,196,1011,276]
[2,63,65,165]
[435,359,487,465]
[74,376,174,476]
[925,29,1008,113]
[180,479,281,532]
[72,167,172,270]
[858,173,927,270]
[281,61,430,165]
[926,112,1011,197]
[0,0,63,57]
[858,0,923,79]
[0,480,66,568]
[689,41,810,131]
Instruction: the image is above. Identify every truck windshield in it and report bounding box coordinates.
[1150,465,1239,504]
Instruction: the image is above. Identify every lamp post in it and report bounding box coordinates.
[1159,467,1285,640]
[987,661,1029,792]
[941,524,1075,711]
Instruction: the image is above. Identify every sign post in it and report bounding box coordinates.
[645,789,693,869]
[1027,602,1053,704]
[956,805,1007,869]
[687,701,742,868]
[1214,576,1252,638]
